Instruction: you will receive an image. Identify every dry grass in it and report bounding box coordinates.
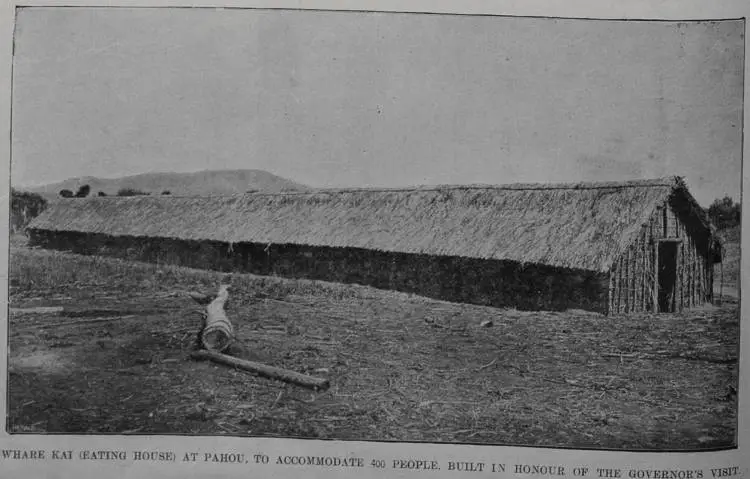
[7,242,738,450]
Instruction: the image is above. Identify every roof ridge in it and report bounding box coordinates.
[75,177,681,200]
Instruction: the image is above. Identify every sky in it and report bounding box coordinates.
[10,8,745,206]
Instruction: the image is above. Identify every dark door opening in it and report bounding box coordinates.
[658,242,678,312]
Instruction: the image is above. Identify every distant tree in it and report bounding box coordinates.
[161,190,171,195]
[75,184,91,198]
[97,191,108,197]
[11,189,47,233]
[707,196,741,230]
[59,189,74,198]
[116,188,149,197]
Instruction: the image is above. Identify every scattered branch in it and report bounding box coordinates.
[191,350,330,391]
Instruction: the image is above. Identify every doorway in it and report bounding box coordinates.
[658,241,678,312]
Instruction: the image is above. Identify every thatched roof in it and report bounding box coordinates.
[27,176,716,272]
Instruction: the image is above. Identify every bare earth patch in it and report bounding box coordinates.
[7,245,739,450]
[9,351,71,374]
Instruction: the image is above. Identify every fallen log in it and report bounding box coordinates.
[200,284,235,352]
[190,350,330,391]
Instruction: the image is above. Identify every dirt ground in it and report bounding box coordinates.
[6,241,739,450]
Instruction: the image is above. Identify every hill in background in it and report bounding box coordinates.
[21,169,310,200]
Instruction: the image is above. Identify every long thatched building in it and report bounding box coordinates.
[26,177,721,315]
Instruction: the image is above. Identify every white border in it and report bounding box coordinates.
[0,1,747,478]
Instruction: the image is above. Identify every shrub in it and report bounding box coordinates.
[117,188,150,197]
[11,189,47,233]
[75,184,91,198]
[707,196,741,230]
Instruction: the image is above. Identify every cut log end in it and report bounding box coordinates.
[200,328,234,352]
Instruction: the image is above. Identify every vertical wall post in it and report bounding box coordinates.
[608,269,614,315]
[625,247,630,313]
[653,240,660,313]
[617,256,622,313]
[694,237,699,306]
[719,261,724,306]
[642,233,648,312]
